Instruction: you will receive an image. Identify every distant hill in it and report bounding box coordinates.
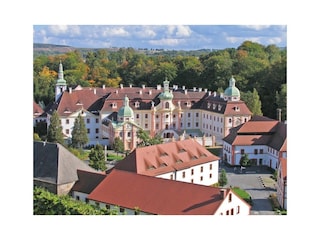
[33,43,77,57]
[33,43,216,58]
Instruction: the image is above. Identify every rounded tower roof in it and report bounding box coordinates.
[118,95,134,118]
[224,76,240,98]
[159,79,173,100]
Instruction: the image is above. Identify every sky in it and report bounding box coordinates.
[33,25,287,50]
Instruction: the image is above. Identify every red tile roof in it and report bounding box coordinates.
[88,169,229,215]
[115,139,220,176]
[223,117,287,151]
[71,169,107,194]
[33,101,44,116]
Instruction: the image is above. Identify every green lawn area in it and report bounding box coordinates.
[107,154,124,161]
[231,187,252,205]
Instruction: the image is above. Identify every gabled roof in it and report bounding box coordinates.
[114,139,220,176]
[33,101,44,117]
[33,141,99,185]
[71,169,107,194]
[88,169,229,215]
[223,117,287,151]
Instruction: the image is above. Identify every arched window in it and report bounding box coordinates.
[165,102,169,109]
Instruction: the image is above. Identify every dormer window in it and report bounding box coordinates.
[218,104,222,111]
[234,106,240,111]
[186,101,191,107]
[135,101,140,108]
[207,103,211,109]
[112,102,117,108]
[212,104,216,110]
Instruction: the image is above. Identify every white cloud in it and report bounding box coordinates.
[103,26,130,37]
[244,25,271,30]
[266,37,283,44]
[134,26,157,38]
[49,25,68,35]
[176,25,192,37]
[149,38,185,46]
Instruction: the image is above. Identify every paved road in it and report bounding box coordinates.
[220,163,277,215]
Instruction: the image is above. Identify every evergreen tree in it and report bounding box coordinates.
[47,110,64,144]
[113,137,124,155]
[275,84,287,121]
[241,88,263,116]
[71,113,88,149]
[218,169,228,187]
[240,154,250,167]
[88,144,106,171]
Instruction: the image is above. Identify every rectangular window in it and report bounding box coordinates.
[188,113,191,118]
[66,119,69,124]
[106,205,110,210]
[182,171,186,178]
[127,132,131,137]
[259,149,263,154]
[136,114,139,119]
[170,174,173,180]
[254,149,258,154]
[95,128,99,133]
[237,206,240,214]
[87,118,90,124]
[120,207,125,213]
[96,118,99,123]
[209,173,212,178]
[195,122,199,127]
[201,166,203,172]
[145,114,148,118]
[66,129,69,134]
[241,149,245,154]
[145,123,148,128]
[200,176,203,181]
[210,164,212,170]
[191,179,194,183]
[76,196,80,200]
[226,210,229,215]
[191,169,194,175]
[196,113,199,117]
[228,193,232,202]
[156,123,159,129]
[231,208,234,215]
[87,128,90,134]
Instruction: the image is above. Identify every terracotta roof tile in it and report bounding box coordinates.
[115,139,219,176]
[71,169,107,194]
[88,169,227,215]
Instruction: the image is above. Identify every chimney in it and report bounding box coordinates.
[142,84,145,89]
[277,108,282,122]
[149,89,152,95]
[157,85,161,90]
[182,86,185,90]
[193,87,196,92]
[102,84,105,89]
[213,91,216,97]
[129,84,132,88]
[220,189,226,199]
[204,88,207,93]
[120,84,123,89]
[208,91,211,95]
[184,89,188,95]
[93,88,96,94]
[69,87,72,94]
[139,90,142,95]
[198,88,202,92]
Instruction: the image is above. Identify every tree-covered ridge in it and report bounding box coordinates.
[33,41,286,120]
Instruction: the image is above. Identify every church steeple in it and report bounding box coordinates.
[55,60,67,102]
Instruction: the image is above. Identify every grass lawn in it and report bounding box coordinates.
[231,187,252,205]
[107,154,124,161]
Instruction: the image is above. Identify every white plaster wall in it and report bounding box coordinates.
[215,191,251,215]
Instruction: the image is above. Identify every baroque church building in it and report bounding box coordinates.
[34,61,252,151]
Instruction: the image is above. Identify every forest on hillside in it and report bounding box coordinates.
[33,41,287,120]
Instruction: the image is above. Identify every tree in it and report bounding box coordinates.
[88,144,106,171]
[241,88,263,116]
[240,154,250,167]
[47,110,64,144]
[275,84,287,121]
[218,169,228,187]
[113,137,124,155]
[71,113,88,149]
[137,129,162,147]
